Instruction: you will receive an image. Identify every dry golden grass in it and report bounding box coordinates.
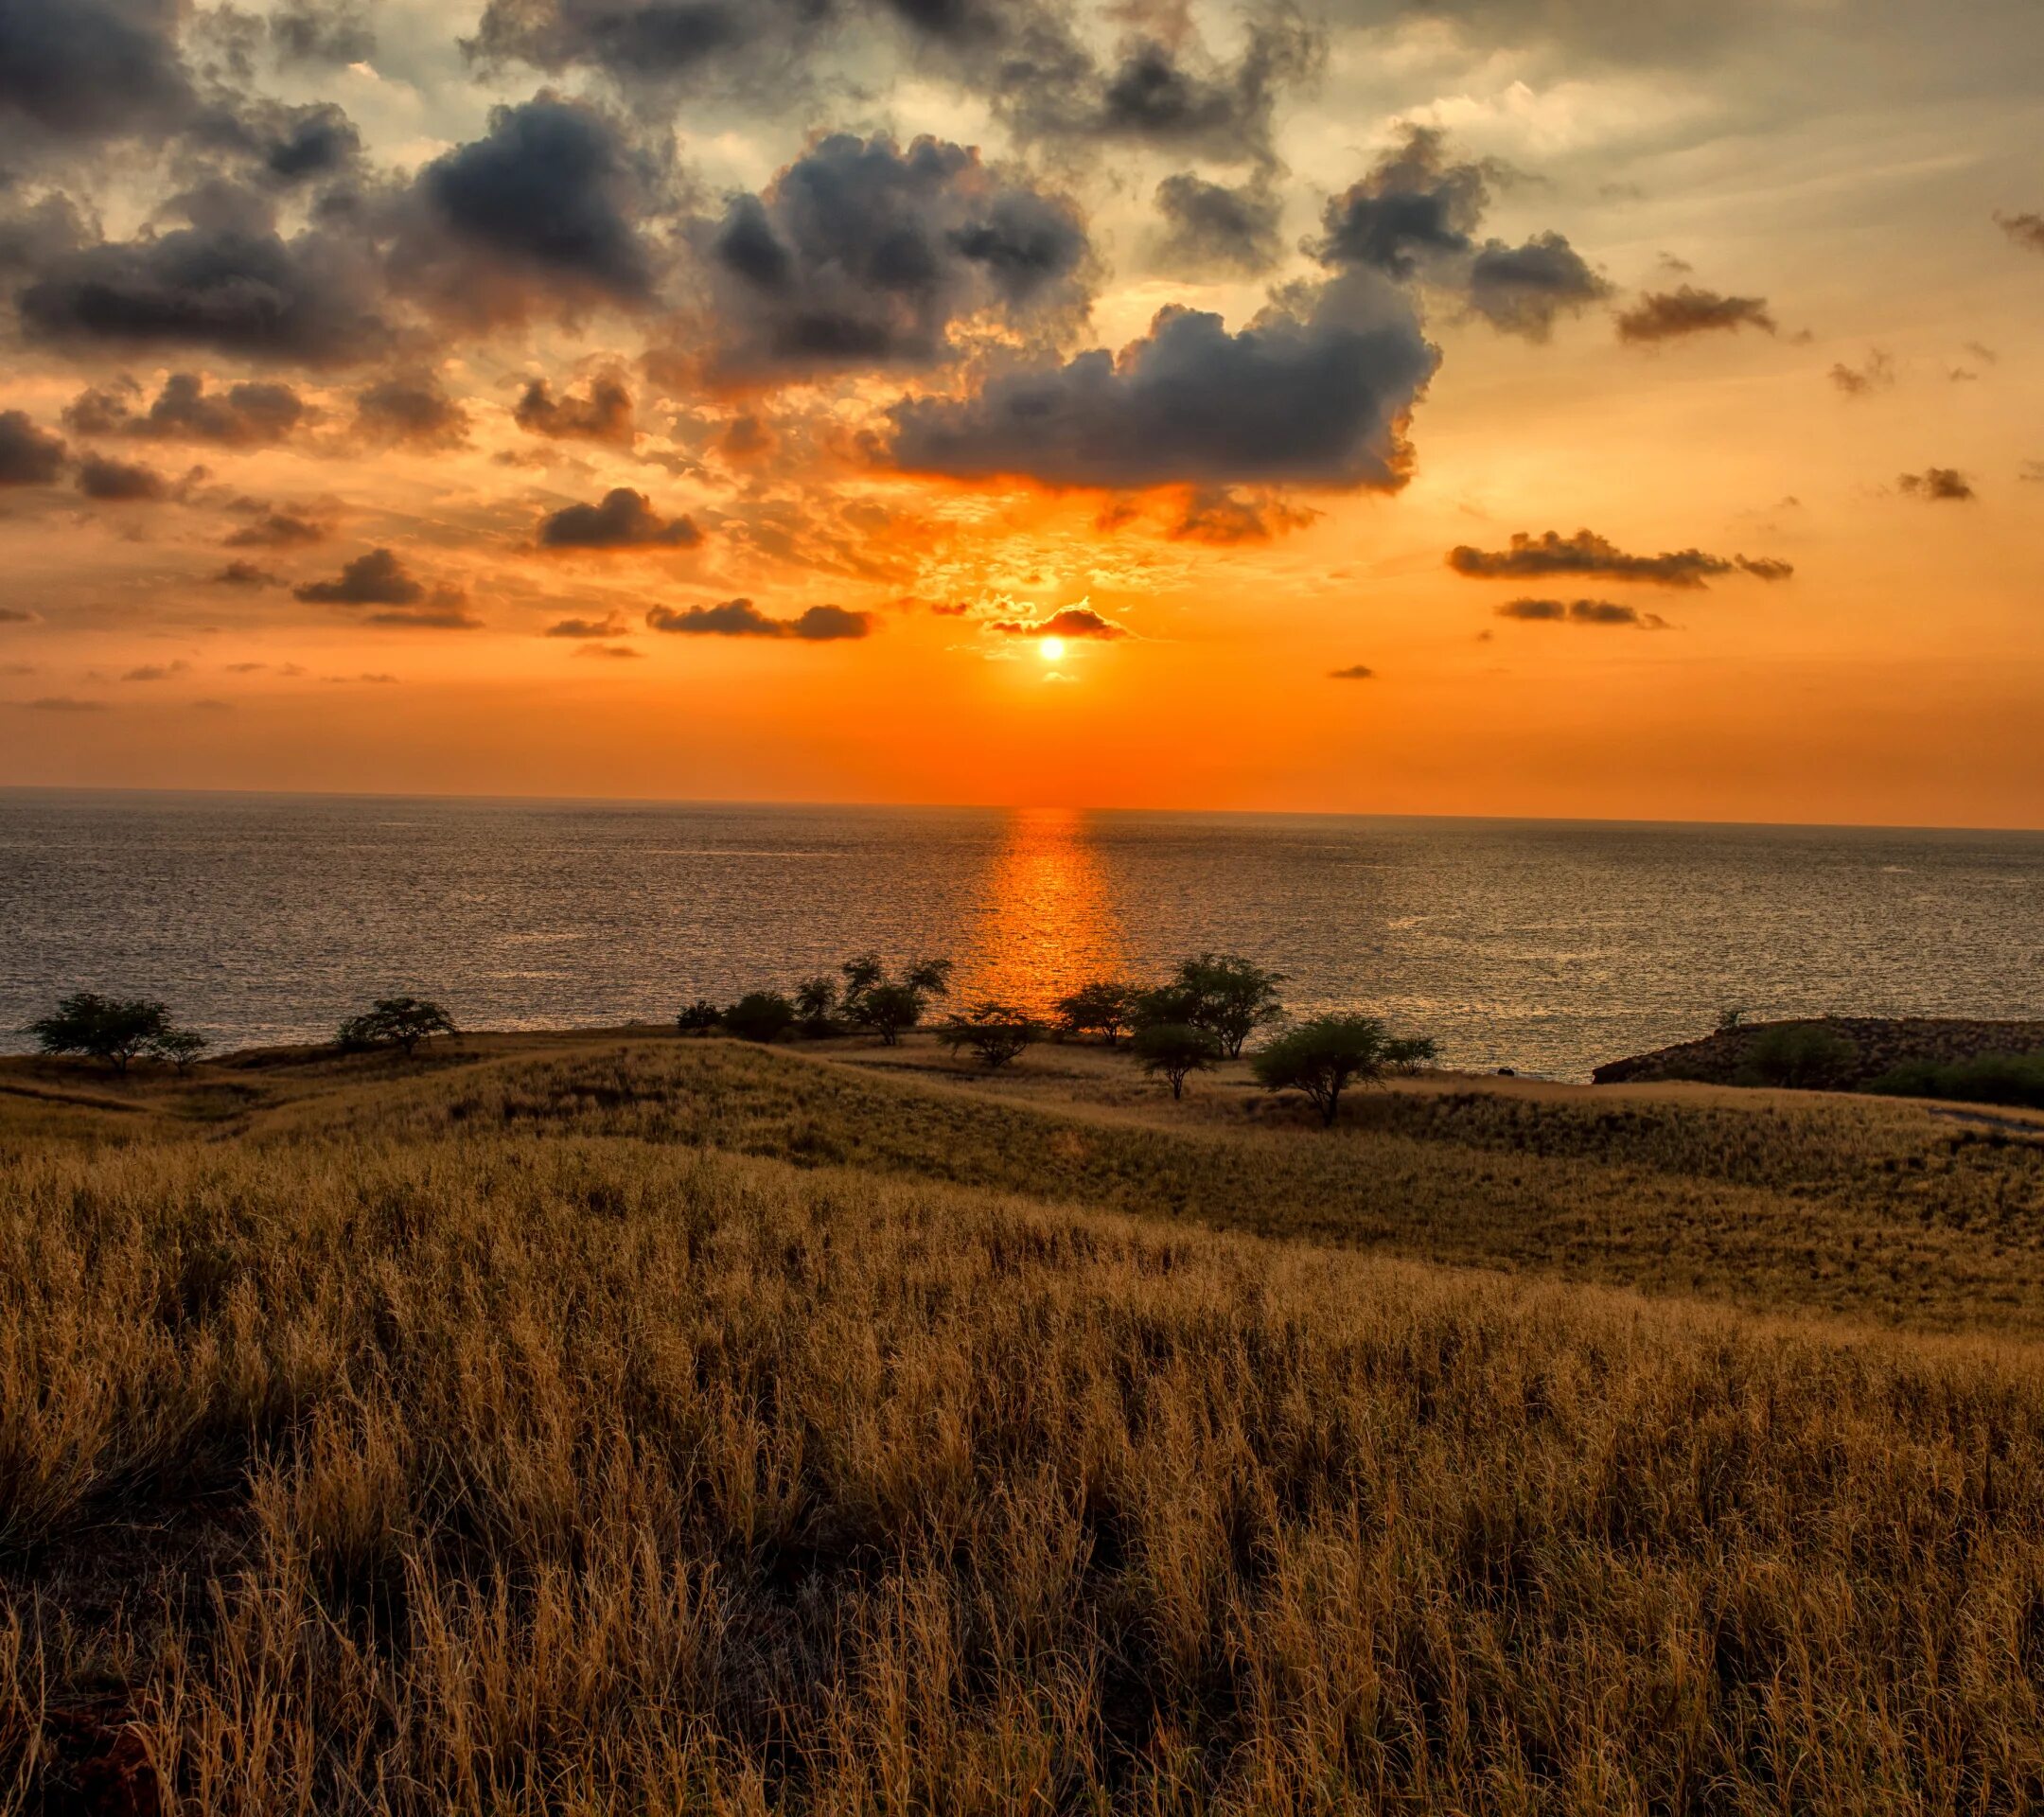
[6,1033,2044,1812]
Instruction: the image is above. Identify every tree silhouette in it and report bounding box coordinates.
[941,1002,1039,1069]
[1251,1014,1414,1125]
[1055,979,1137,1047]
[840,954,952,1045]
[338,997,457,1057]
[1173,954,1286,1058]
[1132,1023,1219,1100]
[26,993,172,1072]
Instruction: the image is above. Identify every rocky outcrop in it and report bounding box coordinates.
[1592,1016,2044,1089]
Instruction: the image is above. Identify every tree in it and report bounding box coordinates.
[1741,1022,1858,1089]
[793,975,839,1037]
[723,991,795,1044]
[839,954,952,1046]
[941,1001,1039,1069]
[25,993,171,1072]
[337,997,457,1057]
[1251,1014,1412,1126]
[1132,1022,1219,1100]
[1172,953,1286,1059]
[1054,979,1137,1047]
[1384,1033,1439,1074]
[676,999,721,1036]
[150,1027,211,1072]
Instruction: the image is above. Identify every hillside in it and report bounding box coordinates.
[6,1032,2044,1811]
[1592,1014,2044,1089]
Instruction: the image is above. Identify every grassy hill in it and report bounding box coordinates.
[6,1032,2044,1811]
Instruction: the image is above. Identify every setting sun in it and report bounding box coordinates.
[1039,637,1066,664]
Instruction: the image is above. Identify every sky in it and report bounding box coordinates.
[0,0,2039,825]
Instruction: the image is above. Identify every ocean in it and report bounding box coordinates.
[3,789,2039,1079]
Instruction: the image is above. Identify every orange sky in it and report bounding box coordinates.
[1,0,2040,826]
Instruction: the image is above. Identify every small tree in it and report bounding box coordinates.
[839,954,952,1046]
[1251,1014,1411,1126]
[793,976,839,1037]
[150,1027,211,1072]
[337,997,457,1057]
[677,999,721,1036]
[1132,1022,1219,1100]
[1173,953,1286,1059]
[1742,1022,1858,1089]
[25,992,170,1072]
[941,1001,1039,1070]
[723,991,795,1044]
[1384,1033,1439,1074]
[1054,979,1137,1047]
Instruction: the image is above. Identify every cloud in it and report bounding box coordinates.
[65,372,308,447]
[887,271,1437,490]
[191,97,364,186]
[544,612,629,637]
[1448,529,1792,589]
[0,0,193,149]
[1328,663,1375,679]
[22,696,109,712]
[365,605,484,629]
[121,660,189,680]
[2021,460,2044,485]
[514,375,636,444]
[1897,467,1975,501]
[294,547,432,605]
[989,606,1128,640]
[1152,173,1283,277]
[1829,349,1895,397]
[352,373,471,448]
[645,598,873,640]
[1168,487,1319,545]
[224,507,327,547]
[573,642,643,659]
[1994,210,2044,254]
[270,0,377,68]
[77,451,172,501]
[1312,127,1493,279]
[464,0,837,97]
[537,487,701,549]
[0,410,66,485]
[692,132,1091,381]
[1616,286,1776,344]
[1495,596,1671,628]
[0,609,38,624]
[213,560,282,586]
[1465,234,1612,342]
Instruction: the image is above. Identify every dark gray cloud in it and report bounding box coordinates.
[537,486,701,549]
[1829,349,1895,396]
[887,271,1436,490]
[1616,286,1776,344]
[1898,467,1975,501]
[1168,486,1317,544]
[1449,530,1792,589]
[544,611,629,637]
[0,0,193,148]
[66,372,308,447]
[365,603,484,629]
[1495,596,1671,627]
[270,0,377,66]
[1465,233,1611,340]
[645,597,873,639]
[77,451,172,501]
[213,559,281,586]
[295,547,430,605]
[224,507,327,547]
[990,606,1127,640]
[1995,210,2044,254]
[353,373,471,448]
[1313,127,1493,278]
[464,0,835,97]
[1328,663,1374,679]
[0,410,67,485]
[1152,173,1283,277]
[514,375,637,444]
[695,132,1090,380]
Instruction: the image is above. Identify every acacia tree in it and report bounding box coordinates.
[723,992,795,1043]
[1174,954,1287,1059]
[26,993,173,1072]
[941,1002,1039,1070]
[839,954,952,1046]
[676,999,721,1035]
[1054,979,1137,1047]
[338,997,457,1057]
[1251,1014,1417,1126]
[793,976,839,1037]
[1132,1022,1219,1100]
[150,1027,211,1072]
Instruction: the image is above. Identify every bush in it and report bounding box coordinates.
[1172,954,1286,1058]
[150,1027,211,1072]
[1252,1014,1414,1126]
[676,999,721,1036]
[1132,1023,1219,1100]
[1741,1023,1859,1090]
[1870,1051,2044,1110]
[723,992,796,1044]
[25,992,174,1072]
[1054,979,1137,1047]
[839,954,952,1045]
[793,976,839,1037]
[338,997,457,1057]
[941,1002,1039,1070]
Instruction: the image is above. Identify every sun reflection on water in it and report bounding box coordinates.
[959,807,1126,1012]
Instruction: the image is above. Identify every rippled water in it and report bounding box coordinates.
[3,789,2040,1078]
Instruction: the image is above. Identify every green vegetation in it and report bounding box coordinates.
[337,995,458,1056]
[23,990,203,1073]
[839,953,953,1045]
[939,1000,1040,1069]
[677,997,722,1035]
[5,1033,2044,1812]
[1131,1021,1218,1099]
[1053,978,1137,1046]
[722,989,796,1043]
[1251,1013,1433,1124]
[1872,1050,2044,1109]
[1740,1020,1859,1088]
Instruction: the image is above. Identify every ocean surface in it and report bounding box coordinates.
[2,789,2040,1079]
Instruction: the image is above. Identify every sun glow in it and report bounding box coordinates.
[1038,636,1066,663]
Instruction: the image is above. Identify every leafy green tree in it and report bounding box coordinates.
[723,992,796,1044]
[941,1002,1039,1069]
[25,992,171,1072]
[839,954,952,1045]
[676,999,721,1035]
[1054,979,1137,1046]
[1385,1033,1440,1074]
[1132,1022,1219,1100]
[150,1027,211,1072]
[1251,1014,1412,1125]
[1173,953,1286,1058]
[793,976,839,1037]
[337,997,457,1057]
[1741,1023,1859,1089]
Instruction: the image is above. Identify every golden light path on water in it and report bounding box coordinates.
[957,807,1127,1011]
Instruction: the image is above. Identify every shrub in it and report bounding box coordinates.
[1252,1014,1414,1125]
[1870,1051,2044,1110]
[793,976,840,1037]
[1054,979,1137,1047]
[338,997,457,1057]
[941,1002,1040,1070]
[1132,1022,1219,1100]
[25,992,173,1072]
[1173,953,1286,1058]
[839,954,952,1045]
[150,1027,211,1072]
[1741,1023,1859,1090]
[722,992,796,1044]
[676,999,721,1036]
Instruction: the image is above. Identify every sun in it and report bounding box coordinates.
[1038,636,1066,663]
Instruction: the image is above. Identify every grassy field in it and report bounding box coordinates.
[6,1032,2044,1812]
